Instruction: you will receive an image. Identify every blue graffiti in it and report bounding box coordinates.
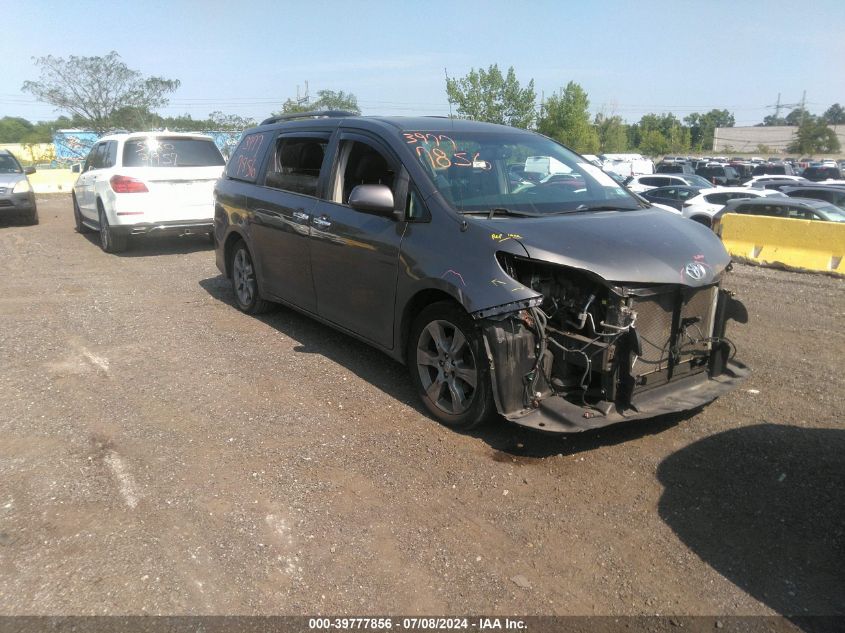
[52,130,245,164]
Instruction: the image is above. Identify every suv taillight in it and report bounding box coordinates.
[110,175,148,193]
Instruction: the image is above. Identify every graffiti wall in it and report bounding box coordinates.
[53,130,99,163]
[52,130,244,164]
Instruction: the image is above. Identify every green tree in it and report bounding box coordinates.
[633,113,689,154]
[208,111,257,130]
[639,129,670,156]
[784,107,813,126]
[761,114,786,126]
[822,103,845,125]
[788,119,841,154]
[445,64,536,129]
[277,88,361,115]
[22,51,180,134]
[685,109,735,150]
[595,113,627,152]
[0,117,35,143]
[537,82,599,153]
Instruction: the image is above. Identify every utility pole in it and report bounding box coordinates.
[774,93,781,120]
[295,80,310,107]
[800,90,807,126]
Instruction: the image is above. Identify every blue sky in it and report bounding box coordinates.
[4,0,845,126]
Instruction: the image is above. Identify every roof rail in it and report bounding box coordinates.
[259,110,358,126]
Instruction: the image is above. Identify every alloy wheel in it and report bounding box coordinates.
[416,319,478,415]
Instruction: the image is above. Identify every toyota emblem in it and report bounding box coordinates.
[684,262,707,280]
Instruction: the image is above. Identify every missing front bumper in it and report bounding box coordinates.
[503,359,749,433]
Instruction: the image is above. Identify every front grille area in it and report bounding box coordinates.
[631,285,718,384]
[0,199,13,207]
[0,187,8,194]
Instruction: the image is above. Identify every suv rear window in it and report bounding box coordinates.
[123,137,225,168]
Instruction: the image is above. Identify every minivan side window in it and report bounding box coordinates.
[264,137,328,197]
[333,140,396,205]
[226,132,270,183]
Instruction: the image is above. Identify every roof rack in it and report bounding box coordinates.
[259,110,358,126]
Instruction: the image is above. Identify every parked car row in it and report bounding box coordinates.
[657,156,844,186]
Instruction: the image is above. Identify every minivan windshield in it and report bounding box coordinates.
[404,131,642,214]
[123,137,225,168]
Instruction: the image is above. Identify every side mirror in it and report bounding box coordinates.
[348,184,395,217]
[71,163,82,174]
[24,166,36,175]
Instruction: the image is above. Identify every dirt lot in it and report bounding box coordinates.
[0,195,842,616]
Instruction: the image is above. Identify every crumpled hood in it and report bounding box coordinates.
[471,207,731,287]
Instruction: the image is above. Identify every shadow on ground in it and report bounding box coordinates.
[657,424,844,619]
[200,274,696,459]
[80,232,213,257]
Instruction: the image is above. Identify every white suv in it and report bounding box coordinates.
[625,173,712,192]
[72,132,225,252]
[681,187,787,227]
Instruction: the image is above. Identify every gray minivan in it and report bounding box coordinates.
[213,112,748,434]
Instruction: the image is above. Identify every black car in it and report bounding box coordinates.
[695,164,741,186]
[655,161,694,176]
[752,163,795,177]
[213,112,748,434]
[0,150,38,225]
[801,165,842,182]
[781,185,845,209]
[640,185,705,211]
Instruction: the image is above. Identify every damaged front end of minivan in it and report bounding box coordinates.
[474,254,749,433]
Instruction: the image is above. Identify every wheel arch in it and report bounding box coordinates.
[223,230,248,279]
[399,289,465,364]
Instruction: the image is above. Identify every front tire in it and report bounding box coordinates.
[23,205,38,225]
[408,301,494,430]
[230,241,273,314]
[98,204,128,253]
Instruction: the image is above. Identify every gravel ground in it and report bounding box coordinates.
[0,195,842,616]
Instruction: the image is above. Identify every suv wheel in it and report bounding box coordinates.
[690,215,712,228]
[23,206,38,226]
[98,204,128,253]
[231,241,273,314]
[409,301,494,430]
[73,195,93,233]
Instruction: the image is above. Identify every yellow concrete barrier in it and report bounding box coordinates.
[720,214,845,275]
[28,169,77,194]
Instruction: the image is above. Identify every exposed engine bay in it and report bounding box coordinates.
[480,254,748,431]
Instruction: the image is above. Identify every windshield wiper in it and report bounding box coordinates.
[572,204,641,212]
[460,208,541,219]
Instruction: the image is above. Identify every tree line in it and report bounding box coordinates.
[8,53,843,155]
[445,64,841,154]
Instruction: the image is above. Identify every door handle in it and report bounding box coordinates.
[312,216,331,230]
[292,210,309,223]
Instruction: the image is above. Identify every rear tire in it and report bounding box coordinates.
[690,215,712,228]
[73,195,93,233]
[98,204,128,253]
[408,301,494,430]
[230,240,273,314]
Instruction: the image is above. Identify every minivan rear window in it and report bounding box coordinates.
[123,137,225,168]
